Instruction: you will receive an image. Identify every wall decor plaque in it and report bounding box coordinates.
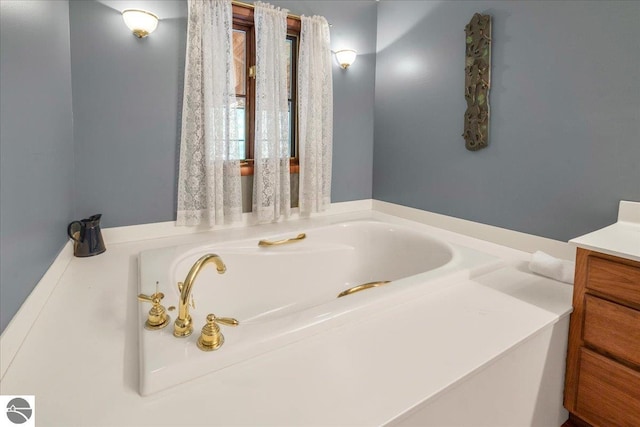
[463,13,492,151]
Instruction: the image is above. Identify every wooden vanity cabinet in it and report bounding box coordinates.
[564,248,640,426]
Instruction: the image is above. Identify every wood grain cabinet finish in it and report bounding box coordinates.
[575,348,640,426]
[587,256,640,307]
[564,249,640,427]
[583,295,640,366]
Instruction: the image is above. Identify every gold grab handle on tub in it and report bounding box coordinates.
[258,233,306,247]
[337,281,391,298]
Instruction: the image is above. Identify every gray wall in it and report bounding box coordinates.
[0,1,75,332]
[70,0,186,227]
[374,0,640,241]
[70,0,377,228]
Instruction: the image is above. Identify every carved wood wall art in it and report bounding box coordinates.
[463,13,492,151]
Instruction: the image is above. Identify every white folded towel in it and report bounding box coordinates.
[529,251,575,284]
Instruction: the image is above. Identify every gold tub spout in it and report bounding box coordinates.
[174,254,226,337]
[337,281,391,298]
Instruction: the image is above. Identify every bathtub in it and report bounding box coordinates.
[138,219,504,395]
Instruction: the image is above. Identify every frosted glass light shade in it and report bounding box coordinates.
[122,9,159,38]
[335,49,357,69]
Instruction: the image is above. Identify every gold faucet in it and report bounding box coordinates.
[174,254,226,337]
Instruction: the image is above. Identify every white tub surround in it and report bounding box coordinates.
[0,241,73,379]
[0,201,372,380]
[139,220,503,395]
[0,201,573,426]
[570,200,640,262]
[106,199,375,244]
[373,200,576,261]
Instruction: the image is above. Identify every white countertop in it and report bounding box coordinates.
[0,209,573,426]
[570,201,640,262]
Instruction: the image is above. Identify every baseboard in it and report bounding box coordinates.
[0,241,74,380]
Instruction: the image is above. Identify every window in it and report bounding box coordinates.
[232,4,301,175]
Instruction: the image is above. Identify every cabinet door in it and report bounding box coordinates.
[575,348,640,426]
[583,295,640,366]
[587,256,640,307]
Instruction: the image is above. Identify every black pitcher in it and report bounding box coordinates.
[67,214,106,257]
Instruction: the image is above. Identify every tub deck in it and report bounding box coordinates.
[0,209,573,426]
[138,219,509,395]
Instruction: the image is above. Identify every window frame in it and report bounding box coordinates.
[232,4,301,176]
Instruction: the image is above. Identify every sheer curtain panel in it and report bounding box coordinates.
[176,0,242,226]
[298,15,333,216]
[252,2,291,223]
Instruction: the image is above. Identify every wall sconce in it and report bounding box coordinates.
[122,9,159,38]
[334,49,357,69]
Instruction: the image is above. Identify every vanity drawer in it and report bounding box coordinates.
[575,348,640,426]
[583,295,640,366]
[587,256,640,307]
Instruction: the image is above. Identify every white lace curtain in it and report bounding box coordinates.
[298,15,333,216]
[176,0,333,226]
[176,0,242,226]
[253,2,291,223]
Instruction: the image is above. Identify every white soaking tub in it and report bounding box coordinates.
[138,219,504,395]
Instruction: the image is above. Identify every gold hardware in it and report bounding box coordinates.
[197,313,239,352]
[337,281,391,298]
[249,65,257,79]
[177,282,196,308]
[174,254,226,338]
[258,233,306,247]
[137,292,170,330]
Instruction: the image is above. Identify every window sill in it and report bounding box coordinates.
[240,159,299,176]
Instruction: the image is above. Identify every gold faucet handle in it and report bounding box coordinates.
[211,314,239,327]
[137,292,170,330]
[138,292,164,304]
[197,313,239,351]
